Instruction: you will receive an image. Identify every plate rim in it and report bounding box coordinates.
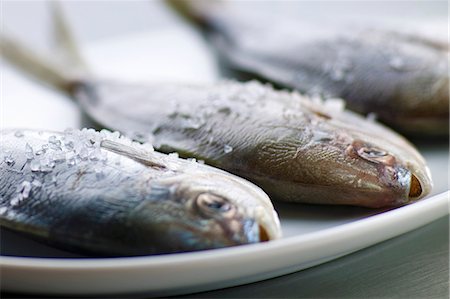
[1,191,448,269]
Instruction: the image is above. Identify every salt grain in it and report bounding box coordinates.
[20,181,32,199]
[25,143,34,159]
[223,145,233,154]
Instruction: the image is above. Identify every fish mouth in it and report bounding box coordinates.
[348,140,432,206]
[258,224,270,242]
[391,163,432,206]
[252,206,282,242]
[409,173,423,199]
[406,166,432,202]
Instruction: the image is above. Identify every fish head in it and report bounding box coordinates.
[250,104,432,208]
[136,170,281,253]
[297,108,433,207]
[341,137,433,206]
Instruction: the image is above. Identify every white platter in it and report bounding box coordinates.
[1,13,449,296]
[1,191,448,296]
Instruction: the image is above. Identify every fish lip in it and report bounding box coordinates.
[251,206,282,241]
[406,164,433,202]
[381,164,433,206]
[347,139,433,206]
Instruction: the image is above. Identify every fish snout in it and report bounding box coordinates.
[161,172,282,248]
[193,192,280,244]
[349,140,432,206]
[404,163,433,202]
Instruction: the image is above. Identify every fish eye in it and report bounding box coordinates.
[348,141,396,166]
[357,146,395,165]
[195,193,236,217]
[357,147,387,158]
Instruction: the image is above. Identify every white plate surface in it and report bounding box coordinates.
[1,20,449,296]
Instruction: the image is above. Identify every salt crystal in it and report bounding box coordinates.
[99,151,108,162]
[35,149,45,156]
[25,143,34,159]
[0,207,7,215]
[52,152,66,163]
[39,157,55,172]
[323,98,345,115]
[78,147,89,160]
[30,159,41,171]
[4,154,15,166]
[66,151,76,160]
[223,145,233,154]
[10,195,22,206]
[64,140,75,150]
[110,131,121,140]
[48,136,62,150]
[183,118,203,130]
[89,148,102,161]
[48,135,61,147]
[66,151,77,166]
[20,181,32,198]
[168,152,179,159]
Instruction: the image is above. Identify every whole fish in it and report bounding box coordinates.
[0,129,281,256]
[0,7,433,208]
[167,1,449,137]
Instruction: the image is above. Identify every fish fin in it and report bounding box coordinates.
[101,140,166,169]
[50,1,90,75]
[0,33,78,95]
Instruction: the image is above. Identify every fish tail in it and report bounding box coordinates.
[0,33,77,95]
[0,1,89,96]
[50,1,90,74]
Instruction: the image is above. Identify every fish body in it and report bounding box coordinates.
[169,1,449,137]
[0,129,280,256]
[75,80,432,208]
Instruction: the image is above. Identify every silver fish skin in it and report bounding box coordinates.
[0,129,281,256]
[74,80,432,208]
[169,1,449,137]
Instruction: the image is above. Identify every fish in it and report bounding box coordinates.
[0,4,433,208]
[0,129,281,256]
[167,0,449,137]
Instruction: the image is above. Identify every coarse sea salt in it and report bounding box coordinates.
[223,145,233,154]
